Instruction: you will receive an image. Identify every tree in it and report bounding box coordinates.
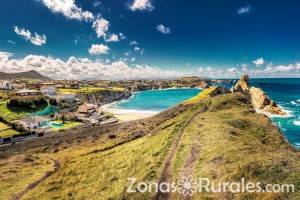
[61,114,66,124]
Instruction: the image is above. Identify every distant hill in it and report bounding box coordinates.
[0,70,51,80]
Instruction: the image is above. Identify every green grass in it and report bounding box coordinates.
[22,120,180,200]
[0,122,9,131]
[50,120,82,131]
[58,86,125,94]
[0,91,9,100]
[0,101,29,121]
[0,154,53,200]
[0,91,299,200]
[183,86,216,104]
[0,129,19,138]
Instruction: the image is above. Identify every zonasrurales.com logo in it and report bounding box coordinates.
[127,176,295,196]
[177,176,198,196]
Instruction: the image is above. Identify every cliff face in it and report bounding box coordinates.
[75,90,131,105]
[232,75,286,116]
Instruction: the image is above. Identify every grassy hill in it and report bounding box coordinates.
[0,70,50,80]
[0,88,299,200]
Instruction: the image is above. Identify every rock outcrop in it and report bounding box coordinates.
[232,75,250,94]
[198,80,211,89]
[210,86,231,97]
[232,75,286,116]
[76,90,131,105]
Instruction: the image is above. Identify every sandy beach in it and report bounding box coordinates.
[101,102,158,122]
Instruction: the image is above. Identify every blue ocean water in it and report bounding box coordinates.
[218,78,300,149]
[249,79,300,149]
[115,80,300,149]
[115,88,201,111]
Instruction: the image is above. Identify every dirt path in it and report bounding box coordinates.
[12,158,61,200]
[179,131,201,200]
[154,106,207,200]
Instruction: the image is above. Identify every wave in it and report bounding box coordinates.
[255,106,294,119]
[294,143,300,148]
[293,120,300,126]
[290,101,297,105]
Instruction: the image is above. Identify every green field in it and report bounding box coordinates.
[50,120,82,131]
[0,129,19,138]
[0,122,9,131]
[58,86,125,94]
[0,101,29,121]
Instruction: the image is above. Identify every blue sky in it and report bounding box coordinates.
[0,0,300,79]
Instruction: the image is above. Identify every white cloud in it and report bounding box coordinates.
[40,0,94,21]
[133,46,145,54]
[156,24,171,34]
[3,51,300,80]
[14,26,46,46]
[0,52,183,80]
[237,5,252,15]
[119,33,127,40]
[0,51,13,61]
[105,34,119,42]
[92,18,109,38]
[226,67,238,74]
[193,67,226,78]
[253,57,265,67]
[93,1,101,7]
[241,64,249,73]
[130,40,138,46]
[134,46,140,51]
[8,40,16,44]
[129,0,154,11]
[88,44,110,55]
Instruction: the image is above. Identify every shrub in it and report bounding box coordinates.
[49,98,57,106]
[7,95,48,111]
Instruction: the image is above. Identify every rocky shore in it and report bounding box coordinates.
[75,89,132,105]
[232,75,286,116]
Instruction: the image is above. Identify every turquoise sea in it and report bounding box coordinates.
[114,80,300,149]
[114,88,201,111]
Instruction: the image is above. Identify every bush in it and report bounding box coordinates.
[7,95,48,111]
[49,98,58,106]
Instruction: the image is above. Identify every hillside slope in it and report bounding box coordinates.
[0,70,50,80]
[0,89,299,200]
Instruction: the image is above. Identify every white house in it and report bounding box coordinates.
[56,93,76,104]
[16,89,39,96]
[0,80,12,90]
[40,86,56,97]
[19,116,49,130]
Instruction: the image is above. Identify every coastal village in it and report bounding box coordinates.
[0,71,225,145]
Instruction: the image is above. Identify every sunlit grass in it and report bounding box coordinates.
[58,86,125,94]
[0,101,29,121]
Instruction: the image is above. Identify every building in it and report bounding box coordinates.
[56,93,76,104]
[76,103,97,118]
[19,116,49,130]
[0,80,12,90]
[40,86,56,97]
[16,89,39,96]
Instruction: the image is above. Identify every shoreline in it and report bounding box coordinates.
[101,104,159,122]
[101,87,202,122]
[101,101,159,122]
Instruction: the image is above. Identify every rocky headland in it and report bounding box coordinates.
[232,75,286,116]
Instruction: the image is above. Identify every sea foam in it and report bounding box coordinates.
[293,121,300,126]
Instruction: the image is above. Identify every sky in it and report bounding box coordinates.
[0,0,300,80]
